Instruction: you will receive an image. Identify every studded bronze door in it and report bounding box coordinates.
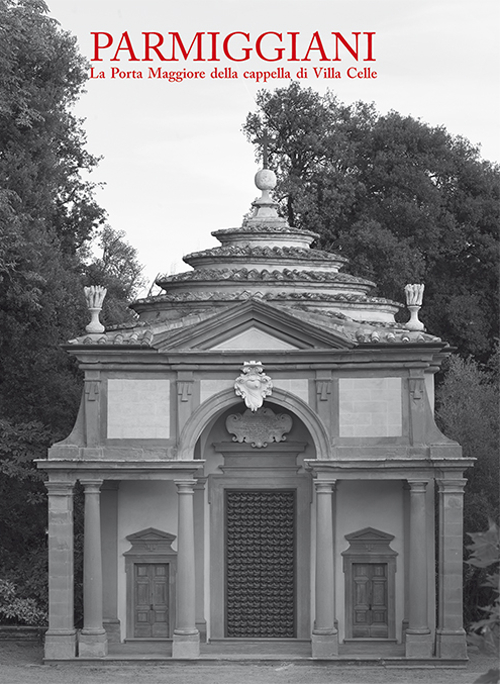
[352,563,389,638]
[225,489,296,638]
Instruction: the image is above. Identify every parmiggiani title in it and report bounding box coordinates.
[91,31,376,63]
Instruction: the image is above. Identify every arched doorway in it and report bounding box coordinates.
[185,395,321,641]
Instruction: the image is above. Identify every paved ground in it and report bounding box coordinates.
[0,642,498,684]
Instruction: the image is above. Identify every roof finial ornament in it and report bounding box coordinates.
[252,128,277,197]
[404,283,425,331]
[84,285,107,334]
[253,128,275,169]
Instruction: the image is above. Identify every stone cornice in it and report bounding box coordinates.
[183,244,347,266]
[157,267,375,288]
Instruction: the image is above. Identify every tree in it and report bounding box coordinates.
[243,83,500,363]
[436,353,499,531]
[82,225,146,327]
[435,352,499,629]
[466,521,500,681]
[0,0,106,431]
[0,0,107,616]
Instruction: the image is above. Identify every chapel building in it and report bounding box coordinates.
[38,167,473,663]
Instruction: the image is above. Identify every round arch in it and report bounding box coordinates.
[177,386,330,460]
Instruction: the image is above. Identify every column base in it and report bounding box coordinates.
[78,629,108,658]
[436,628,468,659]
[172,630,200,658]
[312,631,339,658]
[44,629,77,660]
[405,630,433,658]
[196,620,207,643]
[103,619,121,643]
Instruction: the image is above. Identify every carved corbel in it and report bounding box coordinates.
[84,379,100,402]
[316,379,332,402]
[177,379,194,403]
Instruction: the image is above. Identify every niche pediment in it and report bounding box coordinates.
[124,528,176,556]
[342,527,397,557]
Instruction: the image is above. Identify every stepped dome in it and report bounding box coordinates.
[132,168,401,325]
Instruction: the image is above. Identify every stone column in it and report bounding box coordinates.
[405,480,433,657]
[312,480,338,658]
[79,480,107,658]
[436,479,467,659]
[173,479,200,658]
[44,480,77,659]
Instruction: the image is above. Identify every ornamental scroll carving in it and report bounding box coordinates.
[225,407,293,448]
[234,360,273,412]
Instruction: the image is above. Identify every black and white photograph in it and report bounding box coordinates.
[0,2,498,683]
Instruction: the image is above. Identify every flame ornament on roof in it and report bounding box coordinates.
[84,286,107,334]
[404,283,425,332]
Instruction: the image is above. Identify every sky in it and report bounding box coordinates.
[47,0,500,292]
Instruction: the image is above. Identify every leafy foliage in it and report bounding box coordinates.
[436,353,499,531]
[0,2,146,619]
[0,579,46,626]
[82,225,146,327]
[243,83,500,362]
[436,353,499,630]
[0,0,105,432]
[466,521,499,683]
[0,0,111,613]
[0,420,50,615]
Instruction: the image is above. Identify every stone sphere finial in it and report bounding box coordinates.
[84,285,107,334]
[255,168,277,191]
[404,283,425,331]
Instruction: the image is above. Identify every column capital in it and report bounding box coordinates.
[436,478,467,494]
[406,480,428,493]
[45,481,75,496]
[175,479,197,494]
[314,480,337,494]
[80,479,103,494]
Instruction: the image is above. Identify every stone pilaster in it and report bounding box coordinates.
[194,478,207,641]
[101,482,120,642]
[44,481,77,659]
[177,373,195,435]
[405,480,433,657]
[84,373,101,447]
[312,480,338,658]
[173,479,200,658]
[79,480,107,658]
[436,479,468,659]
[314,372,332,424]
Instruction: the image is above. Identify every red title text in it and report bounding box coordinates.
[91,31,376,63]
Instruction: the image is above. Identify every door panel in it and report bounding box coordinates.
[225,489,296,638]
[134,564,170,638]
[352,563,388,638]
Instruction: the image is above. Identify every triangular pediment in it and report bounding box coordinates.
[153,299,355,352]
[124,527,177,557]
[210,326,300,350]
[344,527,395,543]
[126,528,176,544]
